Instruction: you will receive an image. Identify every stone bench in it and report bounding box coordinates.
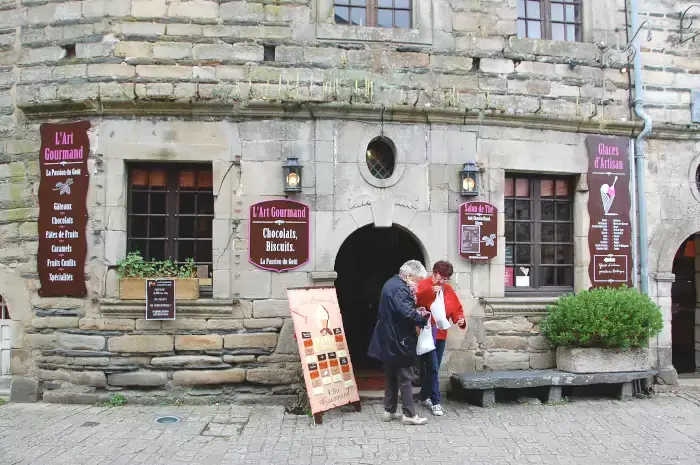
[450,369,658,407]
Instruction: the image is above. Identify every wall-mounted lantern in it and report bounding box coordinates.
[460,162,479,196]
[283,157,303,193]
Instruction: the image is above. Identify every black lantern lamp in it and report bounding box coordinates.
[283,157,303,193]
[460,162,479,196]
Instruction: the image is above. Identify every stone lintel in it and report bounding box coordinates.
[482,296,557,316]
[653,272,676,283]
[98,298,239,318]
[310,271,338,282]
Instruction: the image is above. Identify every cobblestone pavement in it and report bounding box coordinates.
[2,394,700,465]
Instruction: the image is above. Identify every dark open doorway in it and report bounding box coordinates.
[334,224,425,389]
[672,235,698,374]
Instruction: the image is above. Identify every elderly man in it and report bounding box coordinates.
[367,260,430,426]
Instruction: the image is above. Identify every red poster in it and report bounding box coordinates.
[504,267,514,287]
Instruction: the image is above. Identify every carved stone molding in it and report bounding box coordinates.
[349,191,417,228]
[19,100,700,141]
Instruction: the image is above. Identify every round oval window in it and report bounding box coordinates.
[366,138,396,180]
[696,164,700,194]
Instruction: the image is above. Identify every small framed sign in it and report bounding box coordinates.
[146,279,176,320]
[459,201,498,261]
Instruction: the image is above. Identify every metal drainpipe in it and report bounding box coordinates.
[630,0,652,295]
[629,140,639,290]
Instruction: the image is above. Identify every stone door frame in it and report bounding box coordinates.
[0,265,33,392]
[649,220,700,384]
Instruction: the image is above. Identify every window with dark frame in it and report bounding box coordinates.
[505,176,575,293]
[516,0,582,42]
[366,138,396,180]
[127,163,214,281]
[334,0,412,28]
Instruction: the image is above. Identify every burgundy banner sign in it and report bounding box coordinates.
[38,122,90,297]
[249,199,310,272]
[459,201,498,261]
[586,136,633,288]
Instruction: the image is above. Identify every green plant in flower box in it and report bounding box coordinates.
[541,286,663,349]
[116,251,199,300]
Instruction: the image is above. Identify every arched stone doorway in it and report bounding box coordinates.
[334,224,425,389]
[671,235,699,375]
[0,265,32,396]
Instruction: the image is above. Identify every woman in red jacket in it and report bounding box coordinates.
[415,261,466,416]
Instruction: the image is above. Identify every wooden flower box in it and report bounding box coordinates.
[119,278,200,301]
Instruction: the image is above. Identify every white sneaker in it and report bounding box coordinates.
[381,411,403,422]
[431,404,444,416]
[421,399,433,409]
[402,414,428,425]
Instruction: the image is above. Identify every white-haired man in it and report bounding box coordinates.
[367,260,431,426]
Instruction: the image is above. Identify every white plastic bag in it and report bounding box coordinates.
[416,319,436,356]
[431,289,452,330]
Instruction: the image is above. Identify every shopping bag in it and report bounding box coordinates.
[416,319,436,356]
[431,289,452,330]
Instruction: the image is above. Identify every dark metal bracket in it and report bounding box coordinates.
[602,20,652,68]
[680,5,700,44]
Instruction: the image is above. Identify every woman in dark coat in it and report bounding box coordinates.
[367,260,430,426]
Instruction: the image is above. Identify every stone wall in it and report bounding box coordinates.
[634,1,700,383]
[441,313,554,375]
[0,0,699,399]
[0,0,635,123]
[31,309,300,404]
[2,116,588,401]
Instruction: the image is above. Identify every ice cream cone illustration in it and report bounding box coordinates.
[600,176,618,215]
[315,304,331,335]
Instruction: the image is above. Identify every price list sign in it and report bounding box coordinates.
[146,279,176,320]
[287,286,360,421]
[37,122,90,297]
[586,136,633,288]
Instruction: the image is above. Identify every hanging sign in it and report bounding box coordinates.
[249,199,310,272]
[146,279,176,320]
[459,201,498,261]
[586,136,633,288]
[37,122,90,297]
[287,286,360,424]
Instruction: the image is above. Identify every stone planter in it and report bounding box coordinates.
[119,278,199,300]
[556,347,649,373]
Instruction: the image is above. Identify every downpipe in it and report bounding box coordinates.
[630,0,652,295]
[629,0,670,382]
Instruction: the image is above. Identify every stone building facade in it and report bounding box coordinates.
[0,0,697,402]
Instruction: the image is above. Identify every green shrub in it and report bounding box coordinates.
[541,286,663,349]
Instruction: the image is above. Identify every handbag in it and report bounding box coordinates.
[431,289,452,330]
[416,319,436,355]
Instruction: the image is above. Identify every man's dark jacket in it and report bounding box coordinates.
[367,275,428,367]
